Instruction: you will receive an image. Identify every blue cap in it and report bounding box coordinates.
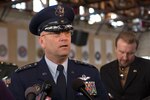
[29,4,75,36]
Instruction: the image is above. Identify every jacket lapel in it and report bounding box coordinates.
[110,61,123,91]
[37,57,55,85]
[66,59,77,100]
[124,57,139,89]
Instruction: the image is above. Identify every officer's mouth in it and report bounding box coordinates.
[60,45,68,48]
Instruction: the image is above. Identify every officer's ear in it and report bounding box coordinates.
[38,32,46,49]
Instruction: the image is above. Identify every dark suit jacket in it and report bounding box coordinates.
[100,56,150,100]
[0,80,15,100]
[9,57,108,100]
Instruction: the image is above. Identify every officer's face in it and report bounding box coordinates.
[39,31,71,60]
[115,39,137,67]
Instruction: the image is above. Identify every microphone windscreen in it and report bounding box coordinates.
[42,80,52,96]
[25,86,37,99]
[72,78,85,91]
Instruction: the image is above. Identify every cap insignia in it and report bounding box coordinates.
[55,5,64,17]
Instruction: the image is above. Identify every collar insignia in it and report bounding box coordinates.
[42,72,47,76]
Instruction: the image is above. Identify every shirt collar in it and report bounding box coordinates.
[44,56,68,77]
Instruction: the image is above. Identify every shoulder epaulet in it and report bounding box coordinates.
[15,62,38,73]
[0,61,18,67]
[0,61,7,65]
[8,62,18,66]
[73,59,95,68]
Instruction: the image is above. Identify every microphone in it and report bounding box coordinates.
[25,86,38,100]
[38,81,52,100]
[72,79,94,100]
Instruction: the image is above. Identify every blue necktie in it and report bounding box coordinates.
[57,65,67,100]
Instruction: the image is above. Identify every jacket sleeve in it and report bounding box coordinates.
[95,68,109,100]
[8,72,26,100]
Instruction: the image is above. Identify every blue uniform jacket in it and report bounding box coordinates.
[9,57,108,100]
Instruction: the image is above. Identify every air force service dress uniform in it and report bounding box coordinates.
[8,4,108,100]
[9,58,108,100]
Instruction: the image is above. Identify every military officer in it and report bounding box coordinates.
[8,4,109,100]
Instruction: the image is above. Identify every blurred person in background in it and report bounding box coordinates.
[100,31,150,100]
[0,61,18,86]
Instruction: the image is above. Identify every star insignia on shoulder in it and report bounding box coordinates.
[15,62,37,73]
